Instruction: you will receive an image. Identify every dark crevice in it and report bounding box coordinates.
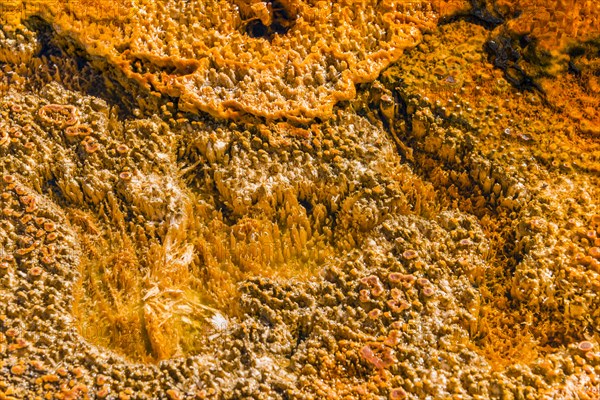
[438,12,503,30]
[247,20,270,38]
[242,1,297,40]
[568,60,582,76]
[484,34,545,96]
[298,199,313,215]
[128,56,198,77]
[29,17,62,59]
[438,0,504,30]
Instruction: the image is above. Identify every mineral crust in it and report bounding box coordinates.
[0,0,599,399]
[2,0,439,121]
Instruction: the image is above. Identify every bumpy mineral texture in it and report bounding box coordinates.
[2,0,440,121]
[0,0,599,399]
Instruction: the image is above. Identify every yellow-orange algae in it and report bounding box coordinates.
[7,0,440,121]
